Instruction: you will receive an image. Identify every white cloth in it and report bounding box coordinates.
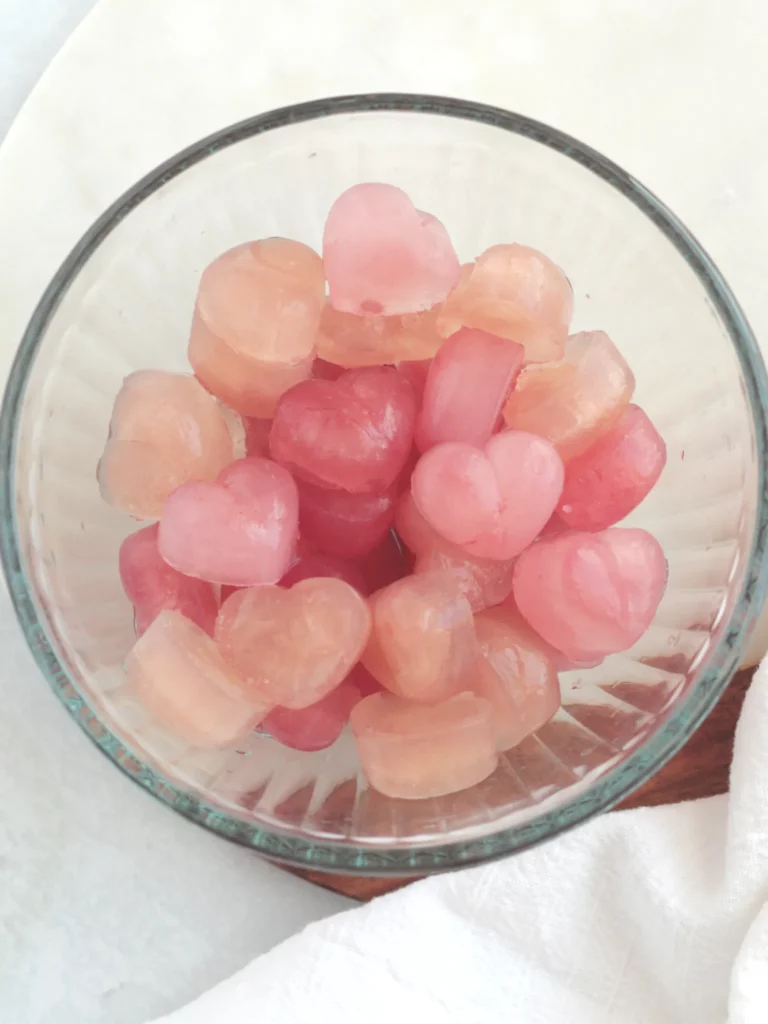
[3,2,768,1022]
[156,665,768,1024]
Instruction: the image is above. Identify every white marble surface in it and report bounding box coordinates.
[2,1,768,1022]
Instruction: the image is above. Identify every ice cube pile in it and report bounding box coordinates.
[103,182,668,800]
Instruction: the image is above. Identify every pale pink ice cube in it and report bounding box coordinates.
[512,528,668,661]
[437,244,573,362]
[125,610,270,747]
[471,609,561,750]
[503,331,635,460]
[350,691,497,799]
[557,404,667,531]
[189,239,324,417]
[411,431,564,560]
[394,491,442,554]
[362,571,476,703]
[323,183,461,315]
[415,328,523,451]
[216,577,371,709]
[270,366,416,493]
[158,457,299,586]
[316,303,443,367]
[98,370,233,520]
[297,480,396,559]
[119,524,218,636]
[262,674,364,752]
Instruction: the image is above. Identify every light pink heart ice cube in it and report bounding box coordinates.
[98,370,233,520]
[125,610,270,748]
[512,527,668,661]
[216,577,371,709]
[158,457,298,586]
[270,366,417,493]
[557,404,666,531]
[350,691,497,799]
[437,244,573,362]
[415,328,523,452]
[119,524,218,636]
[471,609,561,750]
[412,431,564,560]
[362,571,476,703]
[323,183,461,315]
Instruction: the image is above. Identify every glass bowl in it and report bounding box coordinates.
[2,94,767,876]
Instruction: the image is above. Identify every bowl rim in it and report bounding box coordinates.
[2,92,767,876]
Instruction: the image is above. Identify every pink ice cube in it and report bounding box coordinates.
[471,609,561,750]
[411,431,564,560]
[158,457,299,586]
[188,239,324,417]
[279,550,367,594]
[125,610,270,747]
[350,691,497,799]
[557,404,667,531]
[216,577,371,709]
[437,244,573,362]
[323,184,461,315]
[98,370,233,520]
[243,417,272,458]
[297,480,396,559]
[362,571,476,703]
[415,328,523,451]
[269,366,416,493]
[503,331,635,460]
[512,528,668,661]
[119,524,218,636]
[262,675,364,752]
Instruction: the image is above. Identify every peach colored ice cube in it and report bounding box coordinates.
[415,544,515,613]
[188,239,324,417]
[503,331,635,460]
[216,577,371,709]
[512,527,668,661]
[323,183,461,315]
[262,675,364,752]
[437,244,573,362]
[350,691,497,799]
[125,610,269,747]
[362,571,476,703]
[297,480,396,559]
[471,610,561,750]
[415,328,523,451]
[119,524,218,636]
[158,457,298,586]
[98,370,233,520]
[411,431,564,560]
[270,366,416,493]
[316,303,443,367]
[557,404,667,531]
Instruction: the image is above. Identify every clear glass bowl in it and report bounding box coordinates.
[2,94,767,875]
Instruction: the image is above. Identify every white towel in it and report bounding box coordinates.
[155,663,768,1024]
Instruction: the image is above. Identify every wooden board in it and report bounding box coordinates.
[286,666,754,901]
